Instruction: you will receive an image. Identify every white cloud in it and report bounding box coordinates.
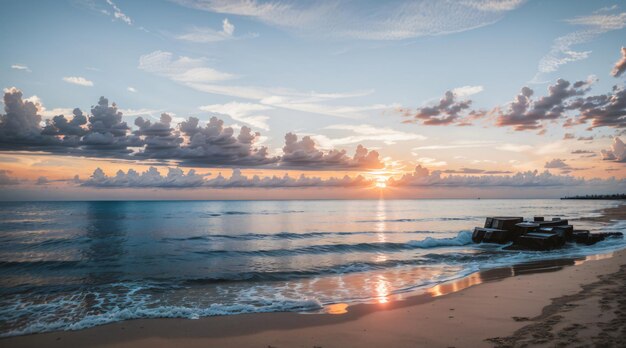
[62,76,94,87]
[452,85,484,97]
[11,64,31,72]
[176,18,257,43]
[601,137,626,162]
[199,102,272,130]
[127,87,137,93]
[106,0,132,25]
[496,143,533,152]
[174,0,524,40]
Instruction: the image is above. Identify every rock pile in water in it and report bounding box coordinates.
[472,216,623,250]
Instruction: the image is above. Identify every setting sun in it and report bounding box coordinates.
[376,181,387,189]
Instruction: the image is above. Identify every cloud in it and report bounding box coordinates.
[62,76,94,87]
[174,0,524,40]
[177,18,257,43]
[571,149,595,155]
[494,78,592,131]
[138,51,235,83]
[389,165,623,187]
[84,167,206,188]
[544,158,570,169]
[0,87,393,170]
[318,124,426,146]
[563,132,575,140]
[495,143,533,152]
[205,168,370,188]
[138,50,388,120]
[11,64,30,72]
[601,137,626,162]
[136,115,277,167]
[106,0,132,25]
[533,10,626,80]
[400,90,482,126]
[415,157,447,167]
[442,168,512,174]
[280,133,383,169]
[82,167,372,188]
[127,87,137,93]
[451,85,484,97]
[569,84,626,129]
[413,140,497,151]
[612,47,626,78]
[0,170,19,185]
[199,102,271,130]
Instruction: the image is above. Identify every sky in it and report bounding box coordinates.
[0,0,625,200]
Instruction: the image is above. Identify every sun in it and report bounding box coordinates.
[376,181,387,189]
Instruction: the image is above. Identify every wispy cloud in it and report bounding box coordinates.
[174,0,524,40]
[139,50,393,120]
[105,0,132,25]
[612,47,626,77]
[62,76,94,87]
[532,10,626,82]
[11,64,31,72]
[127,86,137,93]
[310,123,426,147]
[199,102,272,130]
[177,18,258,43]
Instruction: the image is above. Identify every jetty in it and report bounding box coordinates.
[472,216,623,250]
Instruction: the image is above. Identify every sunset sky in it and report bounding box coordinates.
[1,0,625,200]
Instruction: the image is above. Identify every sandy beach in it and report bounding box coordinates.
[3,203,626,348]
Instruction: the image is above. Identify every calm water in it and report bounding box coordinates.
[0,199,624,336]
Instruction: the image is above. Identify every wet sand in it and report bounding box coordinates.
[3,204,626,348]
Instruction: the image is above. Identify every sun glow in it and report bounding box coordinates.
[376,181,387,188]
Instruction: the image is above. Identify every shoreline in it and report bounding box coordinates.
[2,203,625,347]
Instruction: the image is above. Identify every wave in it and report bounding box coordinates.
[0,294,322,338]
[160,230,440,243]
[356,217,474,223]
[191,231,474,258]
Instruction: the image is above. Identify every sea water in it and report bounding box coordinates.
[0,199,624,337]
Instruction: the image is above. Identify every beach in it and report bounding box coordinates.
[1,202,625,347]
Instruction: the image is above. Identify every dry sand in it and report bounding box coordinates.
[3,204,626,348]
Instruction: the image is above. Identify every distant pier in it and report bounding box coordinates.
[561,194,626,200]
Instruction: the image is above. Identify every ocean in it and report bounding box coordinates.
[0,199,624,337]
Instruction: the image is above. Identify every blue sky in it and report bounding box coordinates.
[0,0,625,199]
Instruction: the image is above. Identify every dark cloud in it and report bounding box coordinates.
[280,133,384,169]
[612,47,626,78]
[568,85,626,129]
[571,149,594,155]
[544,158,570,169]
[563,133,575,140]
[601,137,626,162]
[578,135,594,141]
[0,88,381,170]
[495,79,592,131]
[400,91,482,126]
